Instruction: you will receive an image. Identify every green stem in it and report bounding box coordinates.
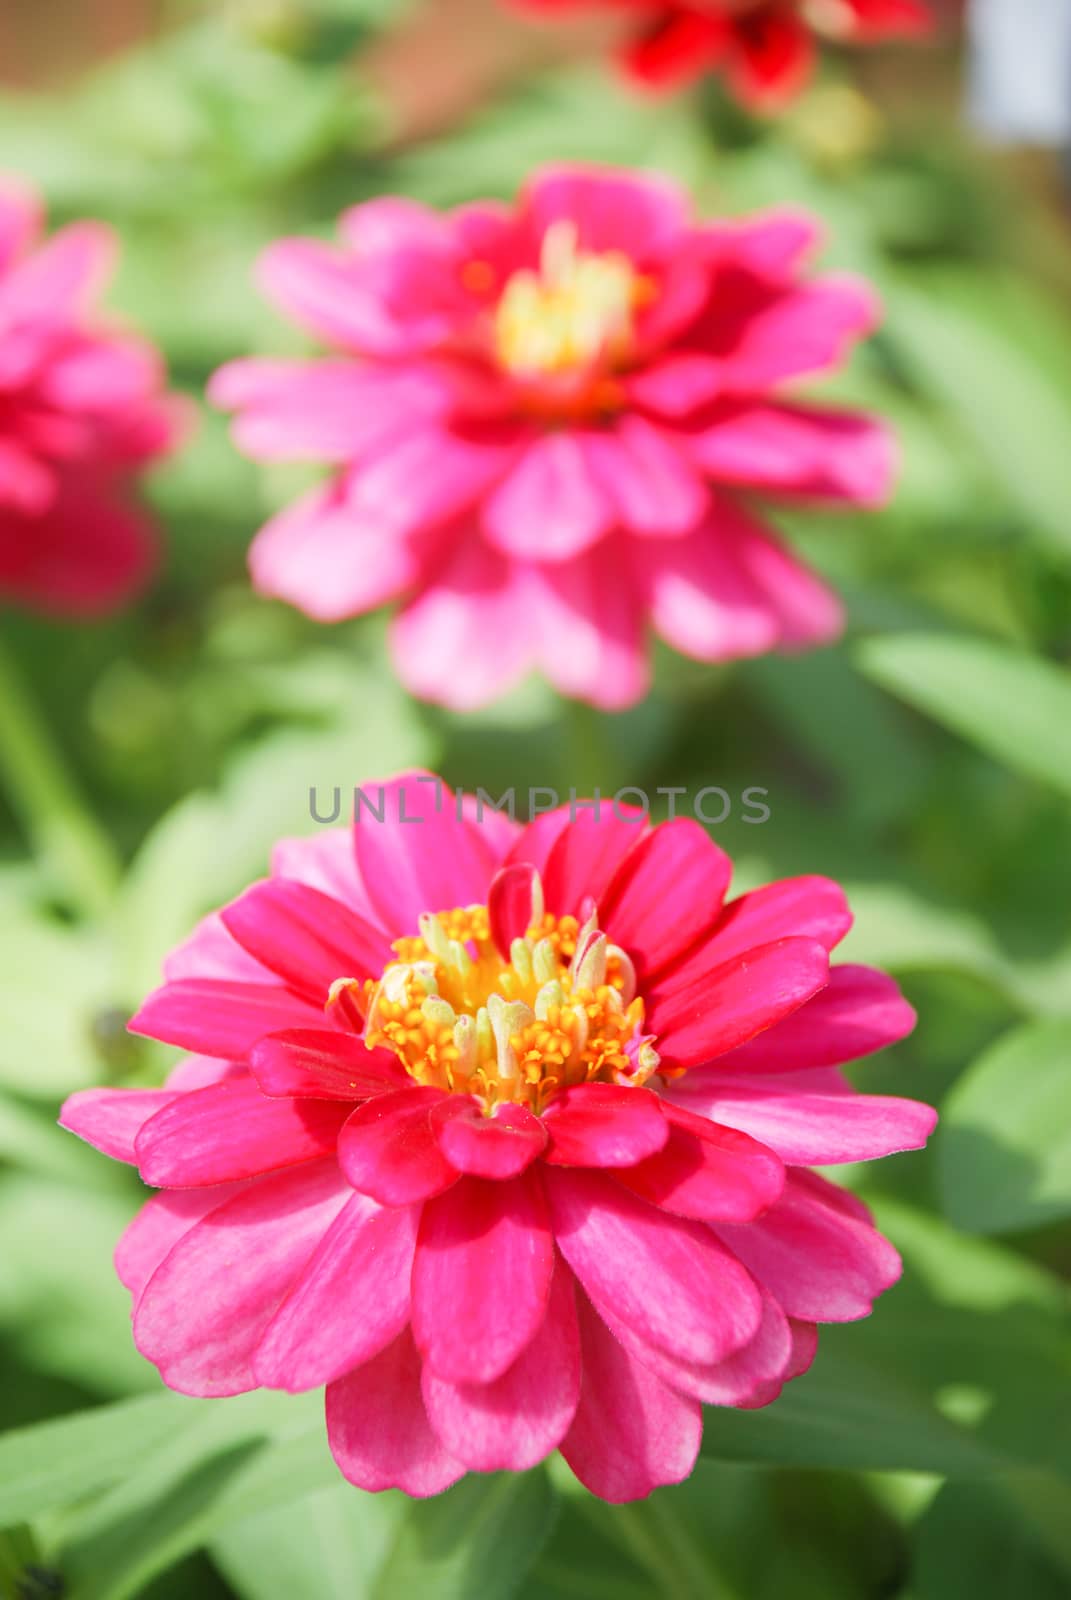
[602,1496,742,1600]
[0,630,120,917]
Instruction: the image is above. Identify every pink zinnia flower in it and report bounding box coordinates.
[520,0,934,102]
[63,774,935,1501]
[210,167,894,710]
[0,175,184,616]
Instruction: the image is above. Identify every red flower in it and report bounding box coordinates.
[522,0,934,104]
[0,175,185,616]
[62,775,934,1501]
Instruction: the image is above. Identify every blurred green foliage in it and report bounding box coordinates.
[1,4,1070,1598]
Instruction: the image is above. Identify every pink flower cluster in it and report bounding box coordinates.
[212,166,893,709]
[63,775,934,1501]
[0,177,183,616]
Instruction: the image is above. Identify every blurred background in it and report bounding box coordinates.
[2,2,1071,1597]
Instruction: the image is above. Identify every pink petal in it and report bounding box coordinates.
[631,512,784,662]
[483,433,615,562]
[220,879,391,1002]
[352,770,498,936]
[133,1162,350,1396]
[561,1291,701,1502]
[250,1029,409,1102]
[163,911,269,984]
[115,1182,250,1302]
[135,1078,350,1187]
[687,401,896,508]
[432,1099,547,1180]
[521,166,689,261]
[533,550,651,711]
[665,1073,935,1164]
[412,1170,554,1383]
[542,1084,668,1169]
[715,1170,902,1323]
[348,424,518,538]
[718,964,917,1074]
[614,1102,784,1222]
[540,802,648,916]
[326,1329,465,1497]
[391,532,538,712]
[705,874,853,966]
[458,793,522,860]
[248,479,424,624]
[546,1167,761,1366]
[601,818,732,977]
[0,478,157,618]
[270,828,377,925]
[505,807,574,882]
[701,210,821,277]
[337,1087,459,1206]
[0,439,55,516]
[648,936,830,1071]
[627,352,724,419]
[210,359,453,463]
[0,176,42,271]
[582,418,707,538]
[253,1192,418,1390]
[256,236,462,358]
[59,1087,178,1164]
[729,506,844,649]
[422,1254,580,1470]
[165,1056,245,1091]
[605,1280,793,1407]
[129,978,319,1057]
[716,277,879,391]
[0,221,115,320]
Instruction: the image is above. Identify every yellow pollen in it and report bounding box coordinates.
[493,221,654,382]
[349,885,660,1115]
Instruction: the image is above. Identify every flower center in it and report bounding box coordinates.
[492,221,653,382]
[332,885,660,1115]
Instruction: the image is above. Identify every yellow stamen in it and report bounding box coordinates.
[346,879,660,1115]
[493,221,654,382]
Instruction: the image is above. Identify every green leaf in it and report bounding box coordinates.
[858,633,1071,799]
[889,271,1071,558]
[370,1471,557,1600]
[913,1479,1071,1598]
[212,1484,403,1600]
[700,1342,998,1477]
[939,1020,1071,1233]
[57,1398,341,1600]
[0,1393,198,1527]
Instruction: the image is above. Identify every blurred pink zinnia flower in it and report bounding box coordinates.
[63,774,935,1501]
[0,176,185,616]
[211,167,894,709]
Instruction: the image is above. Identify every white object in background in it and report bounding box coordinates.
[969,0,1071,143]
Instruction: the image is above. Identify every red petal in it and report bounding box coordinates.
[412,1169,554,1383]
[251,1027,409,1101]
[432,1099,547,1180]
[542,1083,669,1168]
[254,1192,418,1391]
[614,1102,785,1222]
[220,879,391,1001]
[135,1078,349,1187]
[649,936,830,1069]
[601,818,732,977]
[129,978,317,1057]
[337,1086,459,1206]
[488,861,542,957]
